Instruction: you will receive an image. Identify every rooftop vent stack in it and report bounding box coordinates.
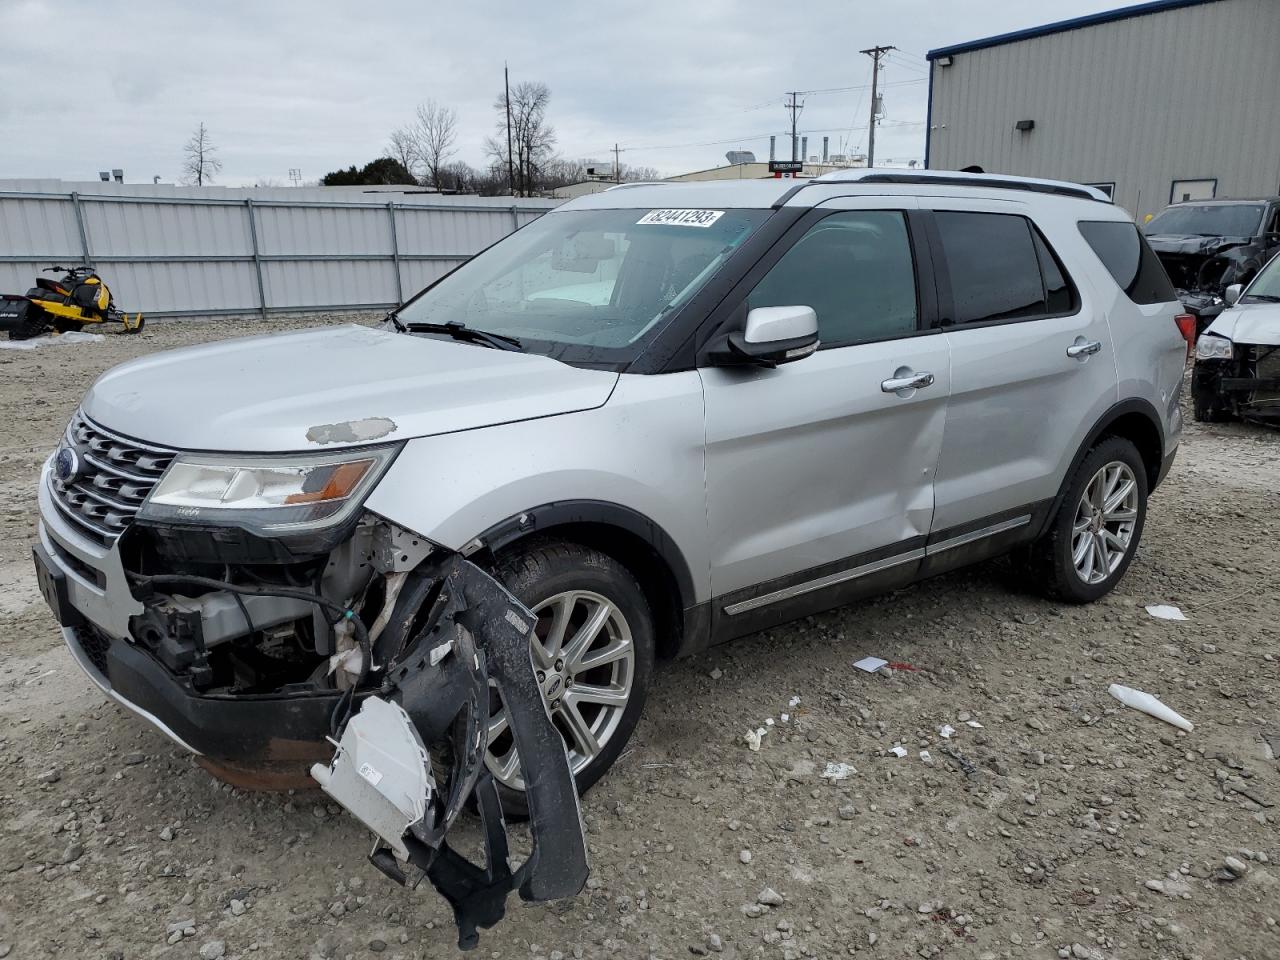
[111,169,124,183]
[98,171,110,182]
[801,137,808,163]
[822,137,829,163]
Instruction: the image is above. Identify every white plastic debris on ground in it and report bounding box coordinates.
[1109,683,1194,732]
[965,720,984,729]
[939,724,956,739]
[821,762,855,781]
[918,749,934,765]
[889,746,908,758]
[744,728,768,751]
[853,656,888,673]
[1145,604,1188,621]
[0,331,105,351]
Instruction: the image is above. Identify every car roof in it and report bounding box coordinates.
[558,169,1114,212]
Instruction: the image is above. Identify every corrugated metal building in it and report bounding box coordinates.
[925,0,1280,219]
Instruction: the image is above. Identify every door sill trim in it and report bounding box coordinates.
[722,548,925,616]
[721,513,1033,618]
[926,513,1031,555]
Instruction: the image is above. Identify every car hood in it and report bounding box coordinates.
[1145,233,1253,255]
[1203,301,1280,346]
[82,324,619,452]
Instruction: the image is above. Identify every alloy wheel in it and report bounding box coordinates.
[1071,460,1140,585]
[485,589,635,791]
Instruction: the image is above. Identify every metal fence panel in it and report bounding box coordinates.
[0,182,558,318]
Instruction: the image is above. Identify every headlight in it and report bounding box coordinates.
[138,445,398,535]
[1195,335,1234,360]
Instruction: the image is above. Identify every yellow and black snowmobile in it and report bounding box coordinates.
[0,265,144,341]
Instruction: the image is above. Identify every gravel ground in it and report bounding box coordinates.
[0,315,1277,960]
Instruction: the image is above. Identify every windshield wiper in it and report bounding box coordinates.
[402,320,523,351]
[384,310,407,332]
[1243,294,1280,303]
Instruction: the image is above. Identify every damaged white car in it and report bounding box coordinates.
[1192,252,1280,424]
[33,170,1187,947]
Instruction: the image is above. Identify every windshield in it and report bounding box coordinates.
[1244,253,1280,300]
[1144,203,1264,238]
[396,207,768,364]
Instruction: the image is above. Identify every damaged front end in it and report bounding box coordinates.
[1147,235,1274,334]
[90,491,588,948]
[1193,341,1280,425]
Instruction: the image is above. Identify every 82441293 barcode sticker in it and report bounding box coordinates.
[636,209,724,228]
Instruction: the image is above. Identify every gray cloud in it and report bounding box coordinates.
[0,0,1119,184]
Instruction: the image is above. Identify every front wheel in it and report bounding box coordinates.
[488,540,654,817]
[1025,437,1149,603]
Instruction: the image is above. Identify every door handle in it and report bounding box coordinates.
[881,371,936,394]
[1067,339,1103,359]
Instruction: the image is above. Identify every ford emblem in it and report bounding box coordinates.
[54,446,80,483]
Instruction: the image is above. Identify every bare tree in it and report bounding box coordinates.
[181,122,223,186]
[412,100,458,190]
[623,164,661,182]
[387,126,421,181]
[486,81,555,196]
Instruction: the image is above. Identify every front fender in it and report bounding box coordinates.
[362,371,711,604]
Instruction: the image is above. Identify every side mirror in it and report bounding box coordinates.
[713,305,819,367]
[1224,284,1242,305]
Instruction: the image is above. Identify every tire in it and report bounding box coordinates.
[1192,391,1229,423]
[1025,437,1149,604]
[488,539,654,817]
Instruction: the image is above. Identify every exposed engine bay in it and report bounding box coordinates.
[1144,201,1280,334]
[116,515,589,949]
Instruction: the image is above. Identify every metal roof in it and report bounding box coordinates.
[927,0,1222,60]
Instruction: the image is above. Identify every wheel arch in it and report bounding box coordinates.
[472,500,698,660]
[1040,398,1166,538]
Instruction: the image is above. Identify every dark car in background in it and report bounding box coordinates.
[1144,198,1280,333]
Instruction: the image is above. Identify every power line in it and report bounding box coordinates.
[798,78,925,96]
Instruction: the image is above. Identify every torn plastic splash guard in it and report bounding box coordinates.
[311,555,589,950]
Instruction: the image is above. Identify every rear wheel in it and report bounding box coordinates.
[1025,437,1148,603]
[488,540,654,817]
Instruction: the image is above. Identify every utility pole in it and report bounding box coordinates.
[612,143,624,183]
[504,63,516,196]
[859,45,895,168]
[784,92,804,162]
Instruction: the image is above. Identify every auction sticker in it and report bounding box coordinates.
[637,209,724,228]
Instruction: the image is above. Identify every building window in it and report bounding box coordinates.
[1170,178,1217,203]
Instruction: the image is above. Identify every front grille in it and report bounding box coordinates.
[72,624,113,676]
[1252,345,1280,407]
[50,411,175,545]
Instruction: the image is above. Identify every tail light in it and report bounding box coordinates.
[1174,313,1196,358]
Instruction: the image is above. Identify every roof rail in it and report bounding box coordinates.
[855,172,1108,202]
[603,181,670,191]
[773,169,1111,207]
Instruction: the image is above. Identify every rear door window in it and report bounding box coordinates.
[934,211,1076,324]
[1078,221,1178,304]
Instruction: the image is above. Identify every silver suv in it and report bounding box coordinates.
[35,170,1188,812]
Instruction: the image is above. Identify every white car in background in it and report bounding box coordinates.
[1192,253,1280,424]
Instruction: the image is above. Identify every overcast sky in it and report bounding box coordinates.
[1,0,1124,186]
